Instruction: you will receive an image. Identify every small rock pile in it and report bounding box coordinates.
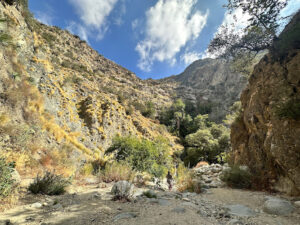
[193,163,229,189]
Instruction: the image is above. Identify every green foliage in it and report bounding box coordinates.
[221,166,252,189]
[28,172,71,195]
[223,101,242,125]
[98,162,135,183]
[184,116,230,166]
[117,93,125,104]
[125,105,134,115]
[61,60,72,68]
[133,101,156,118]
[176,164,201,193]
[0,33,13,44]
[26,77,35,84]
[61,60,88,73]
[0,158,15,199]
[143,190,157,198]
[64,51,74,59]
[41,32,56,46]
[106,136,171,178]
[63,75,82,86]
[275,98,300,120]
[159,99,230,166]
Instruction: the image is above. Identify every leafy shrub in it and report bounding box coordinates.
[106,136,171,178]
[275,98,300,120]
[221,166,252,189]
[98,162,135,183]
[0,33,12,44]
[176,164,201,193]
[184,123,230,166]
[125,105,134,115]
[0,158,15,199]
[28,172,71,195]
[143,190,157,198]
[132,101,156,118]
[41,32,56,46]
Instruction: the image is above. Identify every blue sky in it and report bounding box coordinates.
[28,0,300,79]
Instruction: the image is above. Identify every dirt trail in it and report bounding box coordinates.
[1,182,300,225]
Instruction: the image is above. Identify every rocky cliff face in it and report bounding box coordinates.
[158,58,248,122]
[0,2,179,176]
[231,12,300,195]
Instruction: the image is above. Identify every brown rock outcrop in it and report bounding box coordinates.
[231,12,300,195]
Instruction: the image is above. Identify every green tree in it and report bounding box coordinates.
[208,0,291,75]
[183,119,230,166]
[106,136,171,178]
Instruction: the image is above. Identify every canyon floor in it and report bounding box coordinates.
[1,178,300,225]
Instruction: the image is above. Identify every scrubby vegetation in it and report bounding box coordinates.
[221,166,252,189]
[143,190,157,198]
[275,98,300,120]
[28,172,71,195]
[176,164,201,193]
[159,99,230,167]
[132,101,156,118]
[106,136,171,178]
[0,158,16,199]
[98,162,135,183]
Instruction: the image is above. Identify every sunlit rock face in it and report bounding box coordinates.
[231,12,300,196]
[159,58,247,122]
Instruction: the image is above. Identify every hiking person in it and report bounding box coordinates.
[166,171,173,190]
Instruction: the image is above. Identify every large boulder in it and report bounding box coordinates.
[225,204,256,217]
[263,198,294,215]
[111,181,135,200]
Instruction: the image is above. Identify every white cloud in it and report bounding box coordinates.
[67,21,89,42]
[113,1,126,26]
[135,0,208,72]
[181,52,201,65]
[68,0,119,40]
[131,19,139,30]
[35,11,53,25]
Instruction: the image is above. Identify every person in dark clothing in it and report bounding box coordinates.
[166,171,173,190]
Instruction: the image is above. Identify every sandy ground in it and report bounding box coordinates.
[0,182,300,225]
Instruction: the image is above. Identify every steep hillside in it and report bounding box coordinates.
[231,11,300,195]
[0,1,179,176]
[158,58,248,122]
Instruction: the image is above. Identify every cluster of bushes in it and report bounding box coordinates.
[98,162,135,183]
[176,164,201,193]
[221,166,252,189]
[105,135,172,178]
[159,99,230,167]
[28,171,71,195]
[132,101,156,118]
[0,158,16,199]
[61,60,88,73]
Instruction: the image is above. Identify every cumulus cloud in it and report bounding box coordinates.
[135,0,208,72]
[181,52,201,65]
[68,0,119,40]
